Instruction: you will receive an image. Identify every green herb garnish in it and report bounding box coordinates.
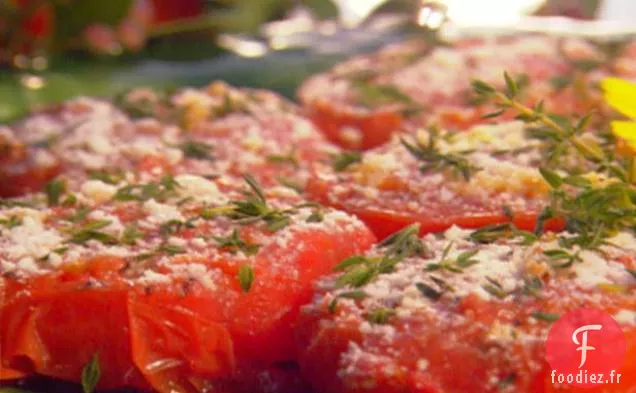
[88,169,126,185]
[425,244,480,273]
[227,174,291,232]
[266,147,299,168]
[469,223,538,245]
[472,72,636,251]
[157,243,186,256]
[543,249,582,269]
[332,151,362,172]
[366,308,396,324]
[114,175,180,202]
[63,206,90,223]
[401,130,480,181]
[415,282,443,301]
[81,353,101,393]
[238,264,254,292]
[328,290,367,313]
[522,276,543,298]
[178,140,214,160]
[213,229,261,256]
[159,219,195,236]
[45,179,66,206]
[121,224,143,245]
[334,224,424,288]
[68,220,117,245]
[277,176,304,194]
[306,209,324,223]
[482,277,507,299]
[531,312,561,323]
[0,216,21,228]
[353,82,419,112]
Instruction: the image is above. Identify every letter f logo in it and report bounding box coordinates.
[572,325,603,368]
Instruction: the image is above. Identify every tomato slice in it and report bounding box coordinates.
[296,230,636,393]
[0,146,61,198]
[306,126,565,239]
[304,100,404,151]
[0,182,376,392]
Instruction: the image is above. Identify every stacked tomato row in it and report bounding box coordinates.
[294,33,636,393]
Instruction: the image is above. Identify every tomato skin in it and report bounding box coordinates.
[230,228,377,365]
[307,177,565,240]
[0,150,61,198]
[306,101,404,151]
[0,217,376,392]
[0,287,149,390]
[297,303,636,393]
[128,290,236,393]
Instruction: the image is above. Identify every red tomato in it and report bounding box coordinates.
[296,235,636,393]
[306,100,404,151]
[306,132,565,239]
[0,148,61,198]
[0,194,376,392]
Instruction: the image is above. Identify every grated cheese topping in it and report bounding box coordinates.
[0,175,369,292]
[303,227,635,390]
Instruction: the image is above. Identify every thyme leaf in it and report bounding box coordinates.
[332,151,362,172]
[401,131,480,181]
[335,224,424,288]
[238,264,254,292]
[178,140,214,160]
[213,229,261,256]
[45,179,66,207]
[531,312,561,323]
[366,308,396,324]
[81,353,101,393]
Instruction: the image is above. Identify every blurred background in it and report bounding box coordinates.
[0,0,624,123]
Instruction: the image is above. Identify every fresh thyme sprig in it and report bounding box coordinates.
[237,264,255,292]
[352,81,422,115]
[226,174,291,232]
[81,353,101,393]
[366,308,396,324]
[334,224,424,288]
[213,229,261,256]
[266,146,299,168]
[88,169,126,185]
[199,175,321,233]
[472,72,628,177]
[472,72,636,250]
[469,223,538,245]
[424,243,480,273]
[114,175,181,203]
[401,128,480,181]
[45,179,67,207]
[67,220,118,245]
[178,140,214,161]
[0,215,21,229]
[332,151,362,172]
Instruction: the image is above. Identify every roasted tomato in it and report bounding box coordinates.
[298,35,612,150]
[0,82,339,198]
[0,175,376,393]
[307,122,564,239]
[296,226,636,393]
